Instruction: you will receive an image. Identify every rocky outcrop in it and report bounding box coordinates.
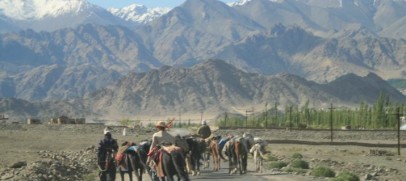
[0,146,97,181]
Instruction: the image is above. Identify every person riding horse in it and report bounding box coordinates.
[97,128,118,181]
[147,121,176,180]
[197,120,211,139]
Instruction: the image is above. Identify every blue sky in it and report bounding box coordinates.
[88,0,237,8]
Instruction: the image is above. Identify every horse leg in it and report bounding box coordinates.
[107,161,116,181]
[138,168,143,181]
[119,170,125,181]
[205,151,210,169]
[215,146,220,171]
[212,149,219,172]
[215,155,219,171]
[192,154,200,175]
[196,154,201,175]
[171,152,189,181]
[227,155,233,174]
[184,154,190,174]
[129,171,134,181]
[239,154,245,174]
[213,156,217,171]
[124,154,136,181]
[99,171,107,181]
[254,156,258,172]
[242,153,248,174]
[202,152,206,169]
[259,158,264,173]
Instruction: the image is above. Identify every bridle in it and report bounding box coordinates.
[98,149,114,172]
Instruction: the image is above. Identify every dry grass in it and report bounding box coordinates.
[1,124,406,181]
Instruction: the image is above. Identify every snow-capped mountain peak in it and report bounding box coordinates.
[227,0,280,6]
[108,3,171,24]
[0,0,101,20]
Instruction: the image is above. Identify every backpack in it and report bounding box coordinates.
[198,125,211,139]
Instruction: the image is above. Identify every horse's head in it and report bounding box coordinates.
[243,133,255,148]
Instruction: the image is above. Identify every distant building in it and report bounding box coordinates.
[27,118,41,124]
[49,116,85,124]
[0,114,8,120]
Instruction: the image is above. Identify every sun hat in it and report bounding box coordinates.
[155,121,166,128]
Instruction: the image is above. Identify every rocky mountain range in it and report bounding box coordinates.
[1,60,404,120]
[0,0,405,120]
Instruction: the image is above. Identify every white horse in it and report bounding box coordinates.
[249,138,267,173]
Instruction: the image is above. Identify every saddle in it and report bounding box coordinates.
[146,147,164,176]
[162,145,182,154]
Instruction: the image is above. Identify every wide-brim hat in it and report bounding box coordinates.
[155,121,166,128]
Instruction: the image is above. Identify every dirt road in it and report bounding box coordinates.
[116,160,322,181]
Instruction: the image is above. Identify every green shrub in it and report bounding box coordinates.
[282,167,307,174]
[267,155,278,161]
[292,153,303,159]
[311,166,336,177]
[333,172,360,181]
[290,159,309,169]
[269,161,288,169]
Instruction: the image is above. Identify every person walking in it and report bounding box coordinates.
[97,127,118,181]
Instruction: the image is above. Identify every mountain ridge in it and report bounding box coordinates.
[84,60,405,119]
[0,0,405,119]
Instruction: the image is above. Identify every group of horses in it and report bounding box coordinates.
[99,133,267,181]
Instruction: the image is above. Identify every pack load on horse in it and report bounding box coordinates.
[148,120,190,181]
[97,128,118,181]
[116,141,149,181]
[222,133,254,175]
[218,135,231,161]
[222,136,237,174]
[116,141,132,180]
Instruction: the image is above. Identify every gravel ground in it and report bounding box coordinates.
[1,123,406,181]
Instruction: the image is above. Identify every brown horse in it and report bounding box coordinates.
[208,137,221,171]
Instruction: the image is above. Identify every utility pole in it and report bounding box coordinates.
[392,107,404,155]
[275,102,278,127]
[246,108,254,128]
[245,110,248,128]
[397,107,401,155]
[179,109,181,125]
[265,102,268,129]
[224,112,228,127]
[289,106,292,130]
[328,103,336,143]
